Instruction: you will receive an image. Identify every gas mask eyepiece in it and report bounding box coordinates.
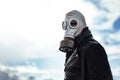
[62,21,67,30]
[62,19,78,30]
[70,20,78,28]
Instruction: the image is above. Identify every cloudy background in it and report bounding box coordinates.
[0,0,120,80]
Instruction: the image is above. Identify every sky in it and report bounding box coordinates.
[0,0,120,80]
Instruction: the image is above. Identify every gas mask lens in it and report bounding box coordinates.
[70,20,77,27]
[62,21,67,30]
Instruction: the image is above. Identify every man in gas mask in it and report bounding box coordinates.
[59,10,113,80]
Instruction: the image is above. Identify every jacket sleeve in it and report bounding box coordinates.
[84,43,113,80]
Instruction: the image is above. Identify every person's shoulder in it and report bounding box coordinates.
[85,39,105,52]
[84,39,108,59]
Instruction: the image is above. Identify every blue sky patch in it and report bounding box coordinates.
[113,17,120,31]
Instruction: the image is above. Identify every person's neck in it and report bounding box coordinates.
[75,26,87,37]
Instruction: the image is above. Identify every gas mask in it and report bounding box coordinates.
[59,10,86,53]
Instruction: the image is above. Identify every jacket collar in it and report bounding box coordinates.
[74,27,93,48]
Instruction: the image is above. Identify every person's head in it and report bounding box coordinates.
[62,10,87,38]
[59,10,87,53]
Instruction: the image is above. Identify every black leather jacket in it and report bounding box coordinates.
[64,27,113,80]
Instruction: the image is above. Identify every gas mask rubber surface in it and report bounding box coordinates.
[59,10,86,53]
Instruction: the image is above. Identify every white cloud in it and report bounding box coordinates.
[109,31,120,41]
[0,0,97,63]
[109,54,120,60]
[103,44,120,55]
[0,38,62,64]
[101,0,120,14]
[87,0,120,30]
[0,64,64,80]
[112,66,120,76]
